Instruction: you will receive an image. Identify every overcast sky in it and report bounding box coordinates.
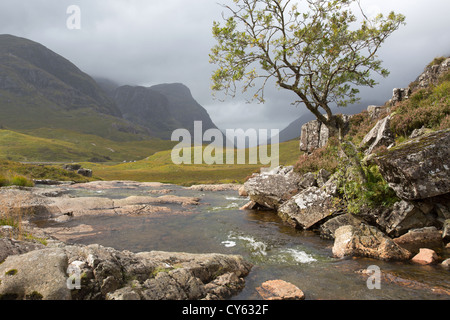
[0,0,449,132]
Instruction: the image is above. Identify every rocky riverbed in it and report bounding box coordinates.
[0,178,449,300]
[0,181,253,300]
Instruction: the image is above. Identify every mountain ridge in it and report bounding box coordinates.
[0,34,220,145]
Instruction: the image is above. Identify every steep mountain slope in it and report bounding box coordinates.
[0,34,121,117]
[113,85,177,138]
[0,34,151,141]
[114,83,219,139]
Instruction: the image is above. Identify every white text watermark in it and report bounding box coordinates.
[66,5,81,30]
[171,121,279,168]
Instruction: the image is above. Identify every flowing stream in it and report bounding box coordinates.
[38,183,450,300]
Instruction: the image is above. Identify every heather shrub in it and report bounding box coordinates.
[294,138,339,174]
[347,111,378,144]
[391,73,450,137]
[439,114,450,130]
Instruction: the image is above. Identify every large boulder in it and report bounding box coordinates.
[277,177,341,230]
[0,248,71,300]
[319,213,363,240]
[393,227,443,252]
[0,242,252,300]
[332,224,412,261]
[374,129,450,201]
[243,166,302,210]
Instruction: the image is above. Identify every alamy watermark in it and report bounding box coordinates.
[66,262,82,290]
[171,121,280,168]
[66,5,81,30]
[366,265,381,290]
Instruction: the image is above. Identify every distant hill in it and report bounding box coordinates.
[114,83,220,140]
[0,34,221,148]
[0,34,155,141]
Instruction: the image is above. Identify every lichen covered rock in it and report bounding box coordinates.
[278,178,340,230]
[375,129,450,200]
[243,166,302,210]
[0,242,252,300]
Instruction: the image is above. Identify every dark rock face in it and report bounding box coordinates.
[0,34,121,117]
[113,86,175,138]
[375,129,450,201]
[375,200,437,238]
[114,83,219,140]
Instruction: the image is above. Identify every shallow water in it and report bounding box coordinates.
[40,183,450,300]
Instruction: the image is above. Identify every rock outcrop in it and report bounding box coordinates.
[299,120,330,154]
[0,186,202,223]
[389,88,411,105]
[415,57,450,89]
[299,115,352,154]
[375,129,450,201]
[0,241,252,300]
[360,116,395,155]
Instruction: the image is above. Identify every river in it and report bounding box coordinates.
[39,182,450,300]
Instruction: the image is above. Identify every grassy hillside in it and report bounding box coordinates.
[84,139,301,185]
[0,160,96,185]
[0,129,176,162]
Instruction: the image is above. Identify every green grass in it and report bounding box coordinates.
[0,160,95,184]
[84,139,301,185]
[0,129,176,163]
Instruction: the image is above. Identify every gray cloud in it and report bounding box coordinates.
[1,0,449,132]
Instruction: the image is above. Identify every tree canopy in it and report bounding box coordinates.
[210,0,405,131]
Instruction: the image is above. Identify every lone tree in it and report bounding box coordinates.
[210,0,405,140]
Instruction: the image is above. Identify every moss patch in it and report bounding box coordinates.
[5,269,18,276]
